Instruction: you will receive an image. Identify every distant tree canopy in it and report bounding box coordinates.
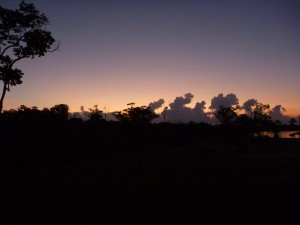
[0,101,298,133]
[214,106,238,126]
[50,104,69,120]
[113,106,159,124]
[88,105,104,121]
[0,1,57,113]
[215,102,273,127]
[0,103,69,122]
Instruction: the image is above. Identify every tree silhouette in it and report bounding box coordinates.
[251,102,272,126]
[252,103,270,119]
[50,104,69,120]
[0,1,57,112]
[113,106,159,124]
[235,114,253,126]
[88,105,103,121]
[214,106,238,125]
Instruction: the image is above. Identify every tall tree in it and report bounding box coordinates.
[0,1,57,112]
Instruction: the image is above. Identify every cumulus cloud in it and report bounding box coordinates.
[242,98,258,117]
[164,93,193,123]
[209,93,239,111]
[148,99,165,111]
[194,101,206,112]
[158,93,211,123]
[243,99,258,110]
[192,101,211,123]
[270,105,290,124]
[169,93,194,111]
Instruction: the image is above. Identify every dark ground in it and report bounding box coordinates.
[1,122,300,224]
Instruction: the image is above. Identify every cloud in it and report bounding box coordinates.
[148,98,165,111]
[159,93,211,123]
[242,98,258,116]
[194,101,206,112]
[270,105,290,124]
[164,93,193,123]
[192,101,212,123]
[69,93,294,124]
[209,93,239,111]
[243,98,258,110]
[169,93,194,111]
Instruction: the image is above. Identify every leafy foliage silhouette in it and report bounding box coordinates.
[88,105,104,121]
[214,106,238,126]
[252,103,271,122]
[113,106,159,124]
[212,102,278,139]
[0,1,57,112]
[50,104,69,120]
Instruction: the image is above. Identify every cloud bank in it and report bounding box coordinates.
[70,93,294,124]
[154,93,211,123]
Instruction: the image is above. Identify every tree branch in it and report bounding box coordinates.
[0,44,17,57]
[11,56,26,66]
[49,41,61,53]
[6,83,10,92]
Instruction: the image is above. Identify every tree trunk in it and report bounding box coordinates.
[0,83,7,113]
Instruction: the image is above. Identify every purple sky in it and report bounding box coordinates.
[1,0,300,117]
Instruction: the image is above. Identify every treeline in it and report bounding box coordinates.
[0,104,156,124]
[1,103,299,127]
[0,103,299,171]
[0,102,299,157]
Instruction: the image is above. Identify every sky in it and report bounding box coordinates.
[1,0,300,119]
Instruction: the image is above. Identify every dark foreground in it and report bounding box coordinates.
[1,122,300,224]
